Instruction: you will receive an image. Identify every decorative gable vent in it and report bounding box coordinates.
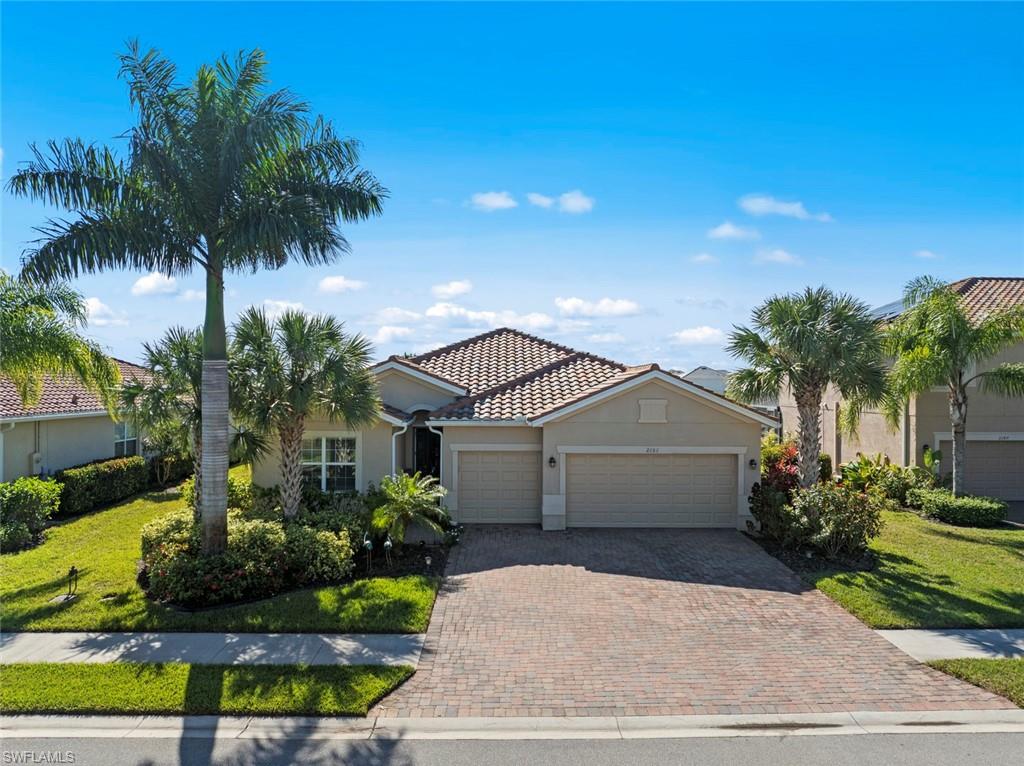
[638,398,668,424]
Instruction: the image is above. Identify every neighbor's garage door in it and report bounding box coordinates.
[941,440,1024,501]
[566,453,737,527]
[457,451,542,523]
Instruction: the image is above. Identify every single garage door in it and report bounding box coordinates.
[939,439,1024,501]
[566,453,737,527]
[457,451,542,523]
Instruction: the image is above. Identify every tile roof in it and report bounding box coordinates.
[873,277,1024,324]
[0,360,148,420]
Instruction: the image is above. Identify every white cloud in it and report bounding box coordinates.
[425,302,554,331]
[318,275,366,293]
[131,272,177,296]
[431,279,473,299]
[262,299,303,319]
[85,297,128,326]
[554,296,641,318]
[670,326,726,345]
[526,192,554,209]
[739,194,833,222]
[558,189,595,214]
[373,306,422,324]
[754,248,803,265]
[587,332,625,344]
[690,253,718,264]
[179,289,205,302]
[373,325,414,344]
[678,296,729,310]
[914,249,940,259]
[469,191,517,211]
[707,221,760,240]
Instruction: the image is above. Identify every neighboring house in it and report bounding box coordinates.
[253,328,777,530]
[779,277,1024,501]
[677,366,779,413]
[0,360,146,482]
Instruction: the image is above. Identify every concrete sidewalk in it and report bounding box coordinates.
[4,709,1024,741]
[0,632,423,666]
[877,629,1024,662]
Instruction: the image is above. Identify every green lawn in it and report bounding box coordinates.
[0,663,412,716]
[0,466,439,633]
[807,510,1024,629]
[929,659,1024,708]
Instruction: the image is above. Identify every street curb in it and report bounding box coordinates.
[4,709,1024,741]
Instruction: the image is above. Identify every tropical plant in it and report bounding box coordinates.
[883,277,1024,495]
[0,272,120,408]
[7,44,385,553]
[727,287,887,489]
[231,308,380,517]
[371,472,450,547]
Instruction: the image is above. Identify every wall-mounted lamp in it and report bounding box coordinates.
[548,456,557,468]
[748,458,758,470]
[922,444,930,452]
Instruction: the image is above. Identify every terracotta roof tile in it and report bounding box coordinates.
[948,277,1024,323]
[0,360,148,420]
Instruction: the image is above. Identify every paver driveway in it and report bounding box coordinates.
[374,527,1012,718]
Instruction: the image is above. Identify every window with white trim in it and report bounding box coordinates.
[114,422,138,457]
[301,435,357,492]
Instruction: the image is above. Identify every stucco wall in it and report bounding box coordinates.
[376,370,457,413]
[1,415,117,481]
[540,380,763,529]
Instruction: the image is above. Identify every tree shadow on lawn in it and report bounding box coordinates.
[809,550,1024,629]
[921,524,1024,555]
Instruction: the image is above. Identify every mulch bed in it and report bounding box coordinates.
[350,541,449,580]
[745,532,877,575]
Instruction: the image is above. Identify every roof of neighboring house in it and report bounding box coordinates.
[381,327,776,425]
[873,277,1024,323]
[0,359,148,420]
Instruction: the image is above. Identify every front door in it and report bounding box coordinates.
[413,427,441,478]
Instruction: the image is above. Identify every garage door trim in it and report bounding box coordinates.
[556,445,749,524]
[448,443,542,513]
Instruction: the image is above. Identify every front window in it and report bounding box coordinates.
[114,422,138,457]
[301,435,357,492]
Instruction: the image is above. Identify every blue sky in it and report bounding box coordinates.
[3,2,1022,369]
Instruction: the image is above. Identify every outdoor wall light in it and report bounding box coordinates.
[548,456,557,468]
[748,458,757,470]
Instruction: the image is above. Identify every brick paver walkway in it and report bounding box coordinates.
[374,526,1012,718]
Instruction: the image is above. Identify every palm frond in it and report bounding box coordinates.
[976,363,1024,398]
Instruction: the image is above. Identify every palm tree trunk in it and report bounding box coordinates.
[200,265,228,555]
[795,387,823,489]
[190,431,203,525]
[279,417,305,518]
[949,384,968,496]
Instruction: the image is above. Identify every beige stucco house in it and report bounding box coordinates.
[779,277,1024,502]
[0,360,147,482]
[253,328,778,530]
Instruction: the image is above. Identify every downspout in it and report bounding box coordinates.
[428,424,444,485]
[391,423,409,476]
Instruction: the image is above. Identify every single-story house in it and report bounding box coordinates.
[253,328,778,530]
[0,360,147,482]
[779,276,1024,501]
[678,365,778,413]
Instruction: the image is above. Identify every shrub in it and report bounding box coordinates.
[55,456,149,516]
[787,482,889,559]
[748,481,793,544]
[181,474,254,513]
[840,453,930,506]
[818,452,833,482]
[907,488,1007,528]
[371,472,450,546]
[251,483,371,541]
[141,508,354,607]
[149,453,193,488]
[0,477,62,552]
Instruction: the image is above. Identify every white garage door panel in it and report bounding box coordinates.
[566,453,736,527]
[940,440,1024,501]
[458,451,541,523]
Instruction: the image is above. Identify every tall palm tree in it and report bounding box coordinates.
[726,286,887,489]
[0,271,120,407]
[7,44,385,553]
[231,308,380,517]
[883,276,1024,495]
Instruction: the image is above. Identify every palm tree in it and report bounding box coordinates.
[7,44,385,553]
[726,286,887,489]
[371,472,450,549]
[0,271,120,407]
[883,276,1024,495]
[231,308,380,517]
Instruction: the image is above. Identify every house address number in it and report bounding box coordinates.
[645,447,660,454]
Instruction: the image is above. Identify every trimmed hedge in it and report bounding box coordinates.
[54,456,149,516]
[0,477,62,552]
[181,475,253,513]
[907,487,1008,528]
[149,453,193,488]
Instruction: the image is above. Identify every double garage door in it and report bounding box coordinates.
[456,449,738,527]
[939,439,1024,501]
